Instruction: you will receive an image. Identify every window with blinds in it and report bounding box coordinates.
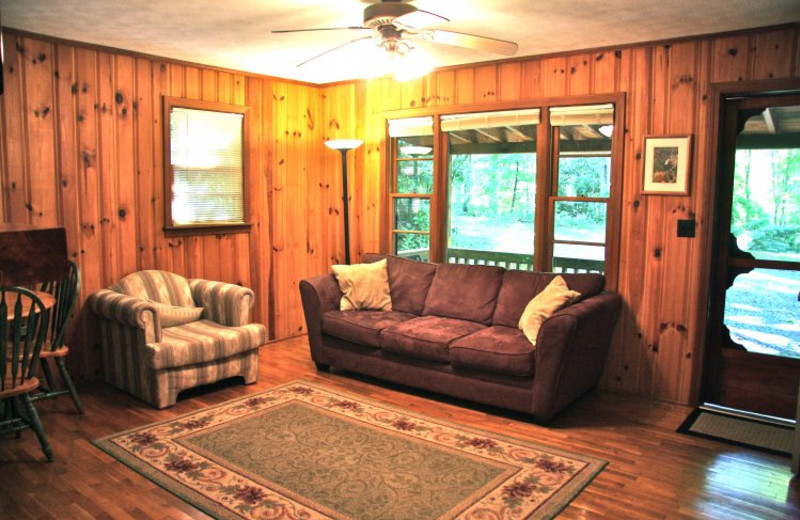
[163,97,250,234]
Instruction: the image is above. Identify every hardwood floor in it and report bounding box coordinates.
[2,336,798,519]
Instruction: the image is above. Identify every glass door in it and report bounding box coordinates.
[706,94,800,419]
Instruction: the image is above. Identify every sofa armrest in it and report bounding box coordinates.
[531,291,622,422]
[189,279,255,327]
[299,274,342,365]
[87,288,161,343]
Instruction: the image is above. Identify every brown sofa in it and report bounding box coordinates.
[299,253,622,423]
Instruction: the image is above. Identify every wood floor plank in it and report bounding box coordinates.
[1,335,799,519]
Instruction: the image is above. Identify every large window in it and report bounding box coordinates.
[163,97,250,235]
[387,102,619,276]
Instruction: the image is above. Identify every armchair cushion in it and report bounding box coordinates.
[111,270,194,307]
[145,320,267,370]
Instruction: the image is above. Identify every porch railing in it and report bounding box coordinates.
[397,248,604,274]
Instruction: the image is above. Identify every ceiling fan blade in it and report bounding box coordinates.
[297,35,376,68]
[428,29,518,56]
[272,26,368,33]
[393,9,448,30]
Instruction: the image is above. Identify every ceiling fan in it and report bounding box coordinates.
[273,0,518,71]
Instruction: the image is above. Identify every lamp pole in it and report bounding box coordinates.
[325,139,363,265]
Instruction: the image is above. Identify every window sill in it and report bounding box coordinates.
[163,223,252,237]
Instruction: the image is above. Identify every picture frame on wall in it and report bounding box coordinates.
[642,135,692,195]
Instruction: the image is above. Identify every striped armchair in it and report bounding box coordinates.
[87,270,267,408]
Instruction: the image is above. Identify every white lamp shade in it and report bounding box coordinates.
[325,139,363,151]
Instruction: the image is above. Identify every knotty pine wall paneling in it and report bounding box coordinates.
[0,30,336,383]
[2,24,799,406]
[352,24,800,405]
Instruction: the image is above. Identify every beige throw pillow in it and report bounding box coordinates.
[332,259,392,311]
[518,276,581,347]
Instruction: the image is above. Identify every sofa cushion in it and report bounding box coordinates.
[322,310,417,348]
[381,316,485,363]
[332,259,392,311]
[422,263,504,325]
[450,326,535,377]
[145,320,266,370]
[363,253,437,315]
[492,270,605,327]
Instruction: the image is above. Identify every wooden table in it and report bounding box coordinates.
[4,290,55,320]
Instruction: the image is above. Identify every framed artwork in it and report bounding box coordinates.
[642,135,692,195]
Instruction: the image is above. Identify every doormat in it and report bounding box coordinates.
[93,380,606,520]
[678,407,794,456]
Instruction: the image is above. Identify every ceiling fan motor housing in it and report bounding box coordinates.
[364,1,417,29]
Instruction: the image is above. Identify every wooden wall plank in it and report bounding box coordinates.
[134,58,156,270]
[473,64,498,103]
[566,53,591,96]
[520,60,542,100]
[753,27,798,80]
[592,50,618,94]
[498,62,521,101]
[3,35,30,222]
[541,56,567,97]
[74,47,103,303]
[114,54,138,278]
[21,37,58,227]
[710,35,751,83]
[454,68,475,105]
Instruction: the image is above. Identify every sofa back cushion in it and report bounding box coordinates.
[111,270,195,307]
[492,270,606,327]
[422,263,504,325]
[362,253,437,315]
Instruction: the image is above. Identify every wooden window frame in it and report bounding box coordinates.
[382,94,624,289]
[162,96,251,237]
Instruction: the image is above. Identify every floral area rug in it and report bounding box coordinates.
[93,380,606,520]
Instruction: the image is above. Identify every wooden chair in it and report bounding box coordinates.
[31,261,83,413]
[0,286,54,462]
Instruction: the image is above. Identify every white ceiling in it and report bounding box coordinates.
[2,0,799,85]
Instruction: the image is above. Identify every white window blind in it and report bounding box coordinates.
[169,107,245,226]
[549,104,614,126]
[388,116,434,137]
[441,109,540,131]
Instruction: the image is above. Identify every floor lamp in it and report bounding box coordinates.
[325,139,363,265]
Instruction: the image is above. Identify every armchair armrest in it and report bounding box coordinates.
[86,288,161,343]
[299,273,343,365]
[189,279,254,327]
[531,291,622,422]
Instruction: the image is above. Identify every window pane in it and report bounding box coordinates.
[553,201,607,242]
[557,157,611,197]
[552,243,605,273]
[724,268,800,358]
[393,198,430,231]
[397,159,433,194]
[394,233,430,260]
[445,109,537,267]
[731,148,800,262]
[397,137,433,159]
[169,105,245,226]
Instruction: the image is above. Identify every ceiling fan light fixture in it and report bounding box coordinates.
[391,47,433,82]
